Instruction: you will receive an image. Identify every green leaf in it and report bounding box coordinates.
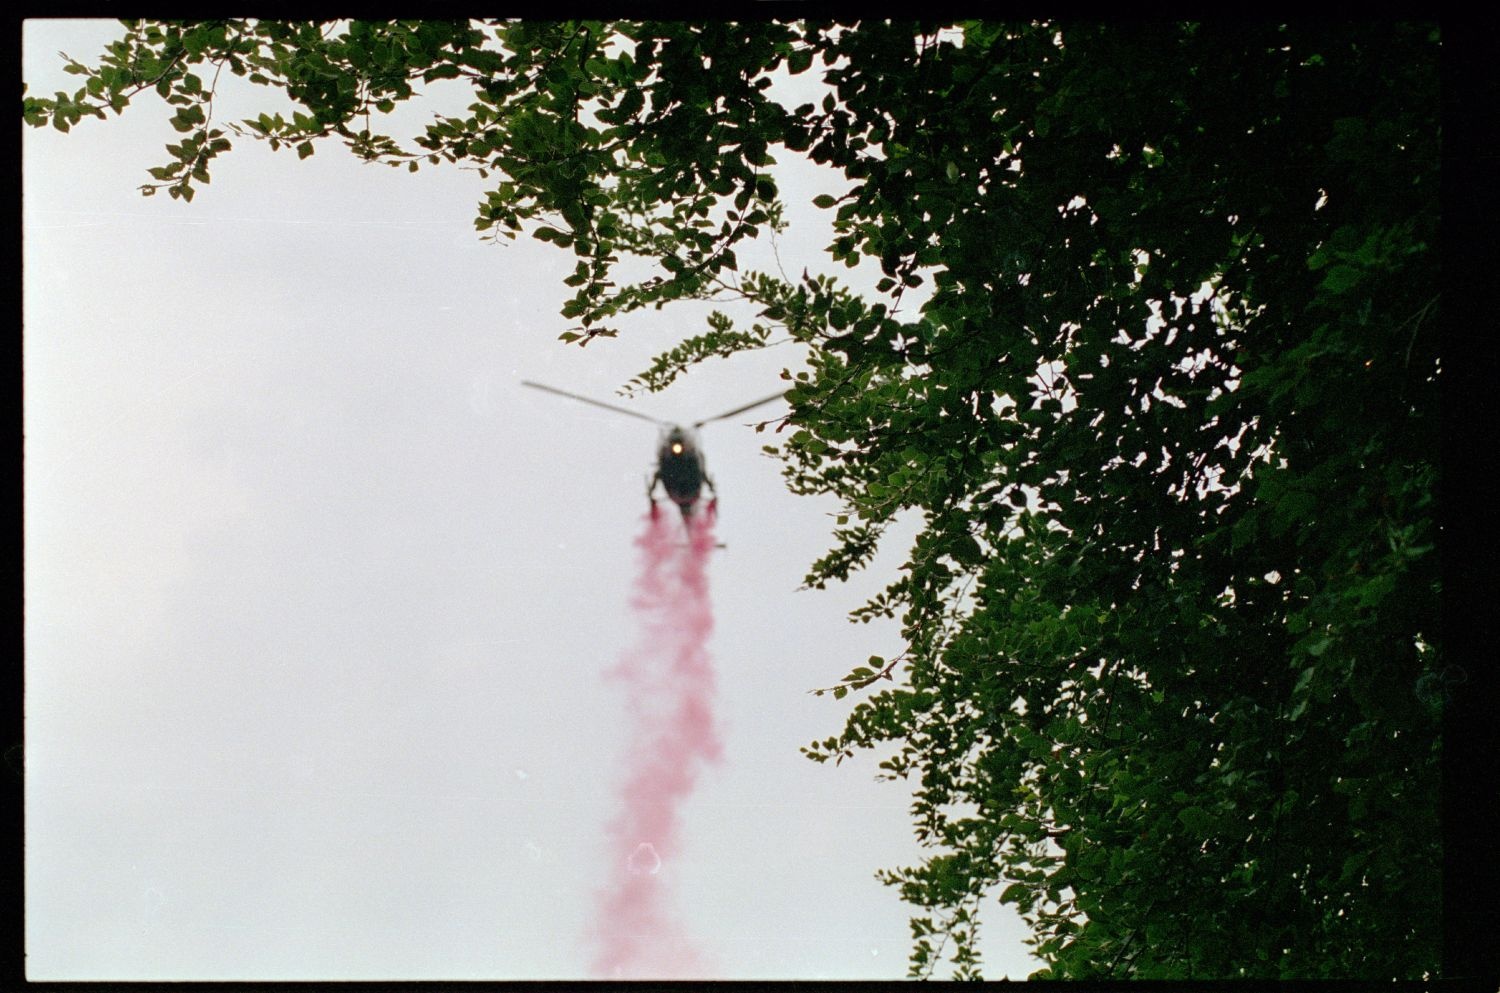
[1000,882,1030,904]
[1176,805,1215,836]
[1318,264,1363,295]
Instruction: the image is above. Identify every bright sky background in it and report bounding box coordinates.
[24,19,1037,980]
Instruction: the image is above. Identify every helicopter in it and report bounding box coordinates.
[520,380,785,524]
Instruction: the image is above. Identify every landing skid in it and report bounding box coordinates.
[641,496,724,548]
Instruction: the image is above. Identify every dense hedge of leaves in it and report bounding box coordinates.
[26,20,1442,978]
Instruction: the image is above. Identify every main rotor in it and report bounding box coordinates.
[519,380,785,429]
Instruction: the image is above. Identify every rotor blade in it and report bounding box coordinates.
[519,380,667,426]
[694,390,788,428]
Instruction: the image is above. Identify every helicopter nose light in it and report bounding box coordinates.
[671,442,684,454]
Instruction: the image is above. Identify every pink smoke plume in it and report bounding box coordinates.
[590,509,722,979]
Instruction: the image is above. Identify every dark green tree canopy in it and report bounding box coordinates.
[26,20,1442,979]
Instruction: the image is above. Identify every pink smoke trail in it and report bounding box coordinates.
[591,510,722,978]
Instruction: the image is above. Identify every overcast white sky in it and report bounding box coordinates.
[23,19,1037,980]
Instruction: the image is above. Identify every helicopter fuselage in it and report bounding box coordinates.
[654,426,713,519]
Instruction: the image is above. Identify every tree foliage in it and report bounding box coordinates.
[25,20,1442,979]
